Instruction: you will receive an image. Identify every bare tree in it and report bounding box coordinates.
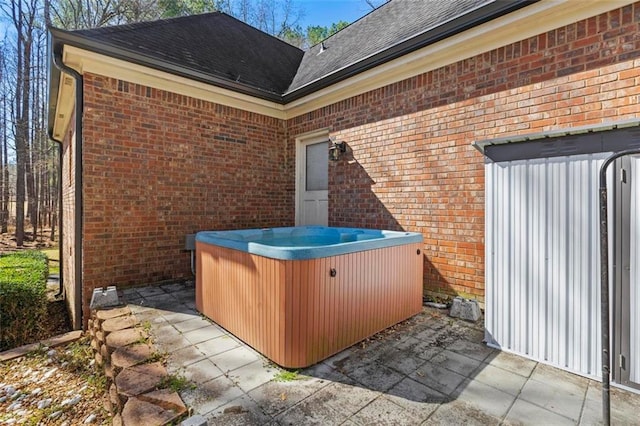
[27,29,50,240]
[0,0,357,245]
[250,0,301,37]
[5,0,40,246]
[44,0,59,242]
[1,0,61,243]
[0,41,8,234]
[115,0,157,22]
[50,0,129,29]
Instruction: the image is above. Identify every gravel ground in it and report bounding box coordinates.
[1,236,111,424]
[0,337,112,425]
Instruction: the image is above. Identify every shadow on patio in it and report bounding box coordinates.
[119,281,640,425]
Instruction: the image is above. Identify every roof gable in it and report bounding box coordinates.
[284,0,533,99]
[288,0,492,92]
[62,12,304,97]
[49,0,534,107]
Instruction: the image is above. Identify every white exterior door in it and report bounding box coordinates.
[296,135,328,226]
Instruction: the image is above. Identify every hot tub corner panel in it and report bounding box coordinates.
[196,240,423,368]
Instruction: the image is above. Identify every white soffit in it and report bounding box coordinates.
[62,45,287,119]
[52,73,77,140]
[53,0,632,133]
[284,0,632,118]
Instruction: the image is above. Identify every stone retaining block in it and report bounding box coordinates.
[90,298,188,425]
[103,316,140,333]
[112,343,154,371]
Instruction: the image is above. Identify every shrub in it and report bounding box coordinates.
[0,251,49,350]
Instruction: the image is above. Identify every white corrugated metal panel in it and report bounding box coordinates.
[631,157,640,383]
[485,153,609,378]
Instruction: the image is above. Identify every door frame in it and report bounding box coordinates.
[612,156,640,391]
[295,129,330,226]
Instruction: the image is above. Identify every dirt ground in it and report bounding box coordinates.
[0,336,112,425]
[1,230,109,424]
[0,228,57,253]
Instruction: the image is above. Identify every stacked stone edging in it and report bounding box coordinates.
[89,306,188,426]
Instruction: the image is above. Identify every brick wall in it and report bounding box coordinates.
[81,75,293,322]
[72,4,640,324]
[286,3,640,301]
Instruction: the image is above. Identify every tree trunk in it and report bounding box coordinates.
[16,40,32,245]
[0,86,6,234]
[14,0,26,246]
[2,128,9,234]
[12,0,36,246]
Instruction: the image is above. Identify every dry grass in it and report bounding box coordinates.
[0,338,112,425]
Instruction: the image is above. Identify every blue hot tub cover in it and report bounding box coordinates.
[195,226,423,260]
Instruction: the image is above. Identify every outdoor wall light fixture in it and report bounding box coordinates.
[329,139,347,161]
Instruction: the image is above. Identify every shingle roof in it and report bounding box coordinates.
[59,12,304,97]
[49,0,533,104]
[286,0,491,94]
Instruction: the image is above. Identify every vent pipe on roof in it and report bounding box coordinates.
[319,42,327,53]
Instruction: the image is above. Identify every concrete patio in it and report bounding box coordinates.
[120,281,639,425]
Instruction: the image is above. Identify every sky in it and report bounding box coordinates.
[297,0,382,28]
[0,1,383,37]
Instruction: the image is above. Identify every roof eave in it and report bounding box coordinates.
[47,0,536,126]
[48,27,286,105]
[473,118,640,156]
[282,0,537,103]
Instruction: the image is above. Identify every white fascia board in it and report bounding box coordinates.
[52,0,633,131]
[62,45,287,119]
[285,0,633,118]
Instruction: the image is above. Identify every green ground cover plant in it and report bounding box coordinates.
[273,370,299,382]
[0,251,49,350]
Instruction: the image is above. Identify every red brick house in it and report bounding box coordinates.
[49,0,640,384]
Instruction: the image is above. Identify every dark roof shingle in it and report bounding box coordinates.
[68,12,304,96]
[50,0,533,103]
[286,0,508,96]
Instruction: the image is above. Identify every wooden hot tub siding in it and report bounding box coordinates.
[196,241,423,368]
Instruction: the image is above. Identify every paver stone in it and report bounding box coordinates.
[112,343,154,370]
[140,389,187,415]
[110,383,123,410]
[96,306,132,321]
[105,363,116,380]
[106,328,146,349]
[112,413,123,426]
[115,362,167,397]
[121,397,182,426]
[103,315,140,333]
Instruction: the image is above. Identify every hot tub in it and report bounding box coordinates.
[195,226,423,368]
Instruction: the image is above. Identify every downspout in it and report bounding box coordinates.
[47,130,63,297]
[598,147,640,426]
[52,49,83,331]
